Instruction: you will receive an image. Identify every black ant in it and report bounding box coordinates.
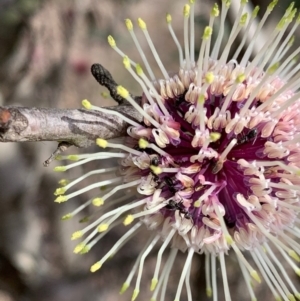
[237,128,257,145]
[164,177,177,193]
[165,199,193,221]
[150,155,160,166]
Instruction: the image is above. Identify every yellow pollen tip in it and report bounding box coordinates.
[287,2,295,13]
[206,288,212,297]
[189,0,195,4]
[120,282,130,294]
[132,289,139,301]
[236,73,245,83]
[194,200,201,207]
[55,155,63,160]
[61,213,73,220]
[288,294,296,301]
[54,166,67,172]
[136,64,143,76]
[296,268,300,276]
[58,179,69,186]
[210,132,221,142]
[203,26,212,40]
[92,197,104,206]
[267,62,280,74]
[268,0,278,11]
[225,234,233,245]
[117,85,129,98]
[240,13,248,26]
[241,0,248,4]
[150,278,158,291]
[54,187,66,196]
[198,94,205,105]
[82,99,92,109]
[137,18,146,30]
[252,6,260,17]
[67,155,79,161]
[183,4,190,17]
[277,17,287,30]
[125,19,133,30]
[205,72,214,84]
[80,245,91,254]
[150,165,162,175]
[73,242,85,254]
[295,293,300,300]
[97,223,109,232]
[123,56,131,69]
[54,195,68,203]
[288,36,295,46]
[139,138,149,149]
[225,0,231,8]
[166,13,172,23]
[289,250,300,262]
[124,215,134,226]
[250,270,261,283]
[96,138,108,148]
[107,35,116,47]
[71,231,83,240]
[211,3,219,17]
[90,262,102,272]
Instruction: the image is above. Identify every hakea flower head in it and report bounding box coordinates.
[54,0,300,300]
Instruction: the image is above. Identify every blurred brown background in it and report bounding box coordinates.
[0,0,298,301]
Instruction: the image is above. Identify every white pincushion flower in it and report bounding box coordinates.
[54,1,300,300]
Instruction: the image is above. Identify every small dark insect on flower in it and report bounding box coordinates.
[237,128,258,145]
[53,0,300,300]
[165,199,193,221]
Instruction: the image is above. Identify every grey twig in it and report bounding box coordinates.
[0,106,142,147]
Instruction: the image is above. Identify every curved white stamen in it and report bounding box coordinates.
[151,228,176,291]
[205,253,212,297]
[211,255,218,301]
[125,19,156,81]
[150,248,178,301]
[133,234,160,301]
[89,104,141,127]
[251,252,281,300]
[265,243,300,298]
[232,6,259,60]
[219,138,237,161]
[189,0,195,63]
[240,1,277,66]
[183,4,191,69]
[91,221,142,272]
[167,14,184,67]
[138,18,170,79]
[174,248,194,301]
[211,0,230,60]
[57,167,116,194]
[219,252,232,301]
[76,198,148,237]
[120,232,153,295]
[185,263,193,301]
[237,255,257,301]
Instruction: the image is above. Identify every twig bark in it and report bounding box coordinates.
[0,105,142,147]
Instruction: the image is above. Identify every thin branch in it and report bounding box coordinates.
[0,105,142,147]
